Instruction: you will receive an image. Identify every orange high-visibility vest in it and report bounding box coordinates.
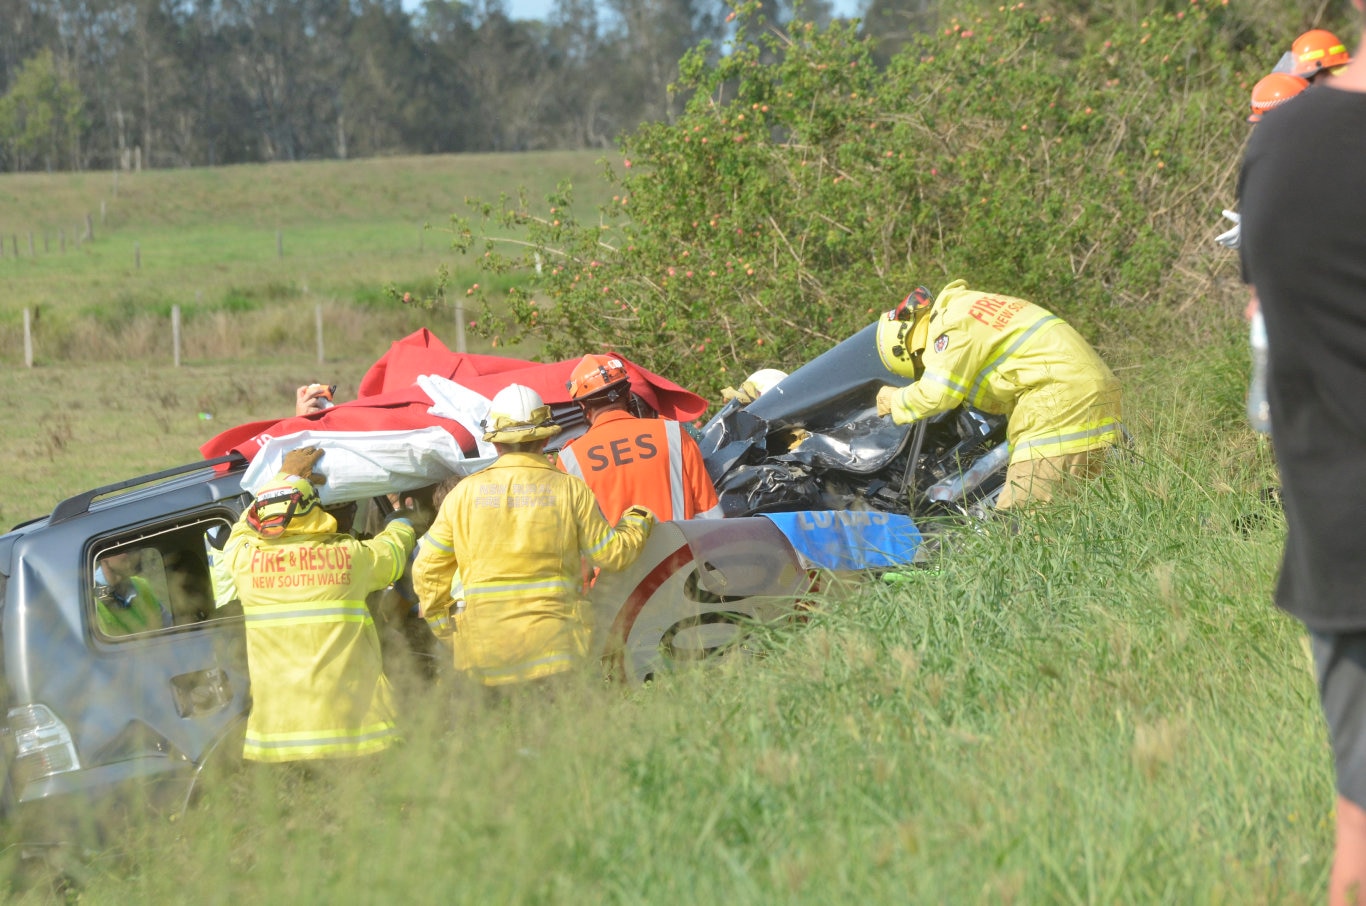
[557,410,721,521]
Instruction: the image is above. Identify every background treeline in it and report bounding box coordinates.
[7,0,1306,173]
[0,0,870,171]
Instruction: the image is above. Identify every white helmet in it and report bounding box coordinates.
[482,384,562,443]
[745,368,788,397]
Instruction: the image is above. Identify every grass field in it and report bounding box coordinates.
[0,156,1324,903]
[0,151,611,367]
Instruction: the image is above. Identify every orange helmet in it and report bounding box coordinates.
[567,354,631,402]
[1248,73,1309,123]
[1290,29,1350,79]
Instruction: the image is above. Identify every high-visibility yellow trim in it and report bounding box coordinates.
[463,578,579,598]
[468,651,577,685]
[1011,420,1125,462]
[243,721,399,761]
[967,314,1060,407]
[243,600,373,628]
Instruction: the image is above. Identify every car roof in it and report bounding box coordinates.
[0,456,250,573]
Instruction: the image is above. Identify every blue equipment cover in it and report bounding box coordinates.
[759,511,921,571]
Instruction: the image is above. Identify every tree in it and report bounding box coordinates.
[337,0,426,158]
[0,50,84,171]
[0,0,60,98]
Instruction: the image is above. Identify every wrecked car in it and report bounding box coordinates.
[697,323,1010,522]
[0,329,933,845]
[0,453,920,845]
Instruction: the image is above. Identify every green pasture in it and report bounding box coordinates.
[0,151,610,364]
[0,153,1322,902]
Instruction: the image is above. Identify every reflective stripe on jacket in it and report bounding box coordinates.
[886,279,1124,464]
[226,506,415,762]
[557,410,721,521]
[95,576,169,637]
[411,451,651,686]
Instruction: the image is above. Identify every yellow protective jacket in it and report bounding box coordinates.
[226,501,416,762]
[411,451,652,686]
[884,279,1124,464]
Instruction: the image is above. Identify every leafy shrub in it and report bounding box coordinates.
[453,0,1333,399]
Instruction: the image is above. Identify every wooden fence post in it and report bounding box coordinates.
[277,231,284,259]
[455,302,467,353]
[134,242,141,270]
[23,309,33,368]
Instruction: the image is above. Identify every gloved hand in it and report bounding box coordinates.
[720,380,762,406]
[876,385,901,418]
[621,504,656,537]
[281,446,326,485]
[387,497,435,537]
[1215,209,1240,250]
[622,504,655,522]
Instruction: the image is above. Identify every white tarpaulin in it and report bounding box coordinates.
[241,376,502,501]
[417,374,500,462]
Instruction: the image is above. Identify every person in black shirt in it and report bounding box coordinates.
[1239,9,1366,903]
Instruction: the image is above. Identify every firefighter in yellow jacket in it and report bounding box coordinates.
[412,384,653,688]
[226,446,424,762]
[874,279,1124,508]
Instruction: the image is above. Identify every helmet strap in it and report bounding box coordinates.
[909,309,933,357]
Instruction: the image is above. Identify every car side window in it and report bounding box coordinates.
[91,517,238,639]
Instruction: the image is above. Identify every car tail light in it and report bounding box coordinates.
[8,704,81,788]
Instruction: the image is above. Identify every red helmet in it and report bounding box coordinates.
[567,354,631,402]
[1248,73,1309,123]
[1290,29,1351,79]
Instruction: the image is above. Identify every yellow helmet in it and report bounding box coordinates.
[875,286,934,375]
[482,384,562,443]
[246,474,322,538]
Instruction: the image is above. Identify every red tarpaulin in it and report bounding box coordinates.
[201,329,708,462]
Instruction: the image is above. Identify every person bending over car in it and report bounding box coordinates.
[873,280,1125,509]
